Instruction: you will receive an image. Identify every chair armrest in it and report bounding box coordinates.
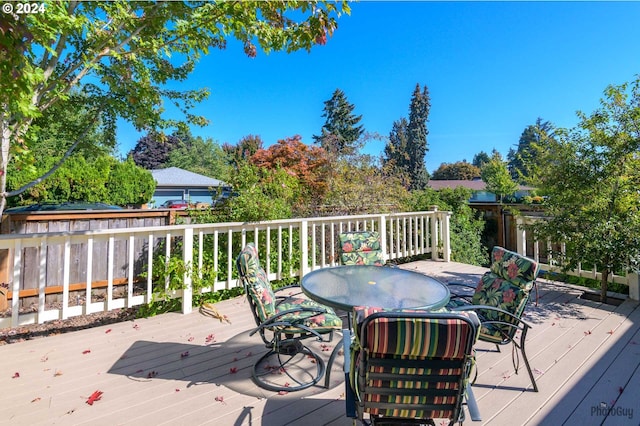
[450,304,534,330]
[250,305,330,339]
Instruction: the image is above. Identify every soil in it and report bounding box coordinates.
[0,307,138,345]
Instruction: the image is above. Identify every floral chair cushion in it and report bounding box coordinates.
[339,231,385,266]
[471,246,539,342]
[489,246,539,289]
[236,243,276,321]
[275,298,342,333]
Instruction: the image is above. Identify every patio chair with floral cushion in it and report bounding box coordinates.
[447,246,540,392]
[338,230,386,266]
[236,243,342,392]
[347,306,482,425]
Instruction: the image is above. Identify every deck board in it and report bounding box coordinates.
[2,260,639,426]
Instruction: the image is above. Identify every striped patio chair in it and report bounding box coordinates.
[348,306,481,425]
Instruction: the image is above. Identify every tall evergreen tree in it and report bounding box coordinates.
[472,151,491,169]
[313,89,364,157]
[383,84,431,190]
[383,118,410,183]
[406,84,431,190]
[508,118,555,184]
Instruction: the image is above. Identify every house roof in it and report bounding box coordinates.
[428,179,534,191]
[150,167,227,188]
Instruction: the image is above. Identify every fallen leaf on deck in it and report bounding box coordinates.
[214,395,226,404]
[31,397,41,403]
[607,330,614,335]
[584,330,592,335]
[54,370,63,377]
[86,390,103,405]
[205,334,216,344]
[133,324,140,330]
[12,372,19,379]
[229,367,238,374]
[105,329,112,334]
[147,371,158,378]
[82,349,91,354]
[181,351,189,358]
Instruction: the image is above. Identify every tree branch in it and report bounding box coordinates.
[3,109,101,199]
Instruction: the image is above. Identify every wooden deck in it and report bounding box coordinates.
[2,260,639,426]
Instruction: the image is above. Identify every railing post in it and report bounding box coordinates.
[430,206,438,259]
[182,227,193,314]
[300,219,309,277]
[441,212,451,262]
[628,272,639,301]
[515,217,526,256]
[378,215,388,262]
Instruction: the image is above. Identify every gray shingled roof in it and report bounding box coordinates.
[428,179,534,191]
[150,167,227,188]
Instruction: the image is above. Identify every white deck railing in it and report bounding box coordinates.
[0,210,451,328]
[515,216,640,300]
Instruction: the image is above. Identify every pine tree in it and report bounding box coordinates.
[383,118,410,183]
[313,89,364,157]
[406,84,430,190]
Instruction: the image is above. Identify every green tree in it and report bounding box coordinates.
[530,78,640,302]
[481,152,518,202]
[508,118,555,184]
[106,157,156,206]
[313,89,364,157]
[0,0,349,216]
[472,151,491,169]
[431,161,481,180]
[406,84,431,190]
[383,118,410,187]
[166,133,231,181]
[408,187,487,265]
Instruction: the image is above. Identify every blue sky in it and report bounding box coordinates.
[117,1,640,173]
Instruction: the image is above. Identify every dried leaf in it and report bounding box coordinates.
[132,324,140,330]
[180,351,189,358]
[607,330,614,335]
[187,336,194,342]
[86,390,103,405]
[54,370,63,377]
[82,349,91,354]
[229,367,238,374]
[105,329,112,334]
[214,395,226,404]
[205,334,216,344]
[31,397,41,403]
[584,330,592,335]
[12,372,19,379]
[147,371,158,378]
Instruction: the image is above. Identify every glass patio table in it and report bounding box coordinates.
[300,265,450,313]
[300,264,451,402]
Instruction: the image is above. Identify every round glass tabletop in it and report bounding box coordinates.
[301,265,450,312]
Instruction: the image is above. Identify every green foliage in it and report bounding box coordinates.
[7,154,154,207]
[313,88,364,157]
[222,162,299,222]
[0,0,349,215]
[383,84,430,190]
[408,187,487,266]
[106,158,156,206]
[431,161,481,180]
[481,153,518,202]
[167,134,231,181]
[530,77,640,301]
[472,151,491,169]
[507,118,555,185]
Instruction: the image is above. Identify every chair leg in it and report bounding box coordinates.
[252,342,326,392]
[519,328,538,392]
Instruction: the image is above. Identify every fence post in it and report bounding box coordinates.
[515,217,526,256]
[182,227,193,314]
[441,212,451,262]
[378,215,388,262]
[300,219,309,277]
[430,207,438,259]
[628,273,639,301]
